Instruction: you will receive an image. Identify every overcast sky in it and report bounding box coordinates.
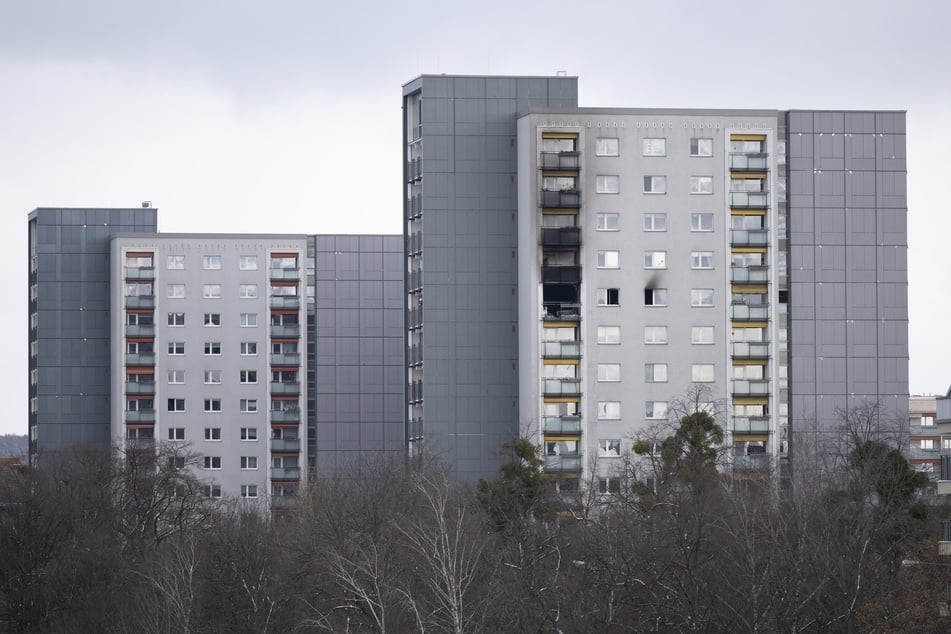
[2,0,948,436]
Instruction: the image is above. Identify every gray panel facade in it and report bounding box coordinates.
[404,75,579,481]
[312,234,405,474]
[786,111,908,452]
[28,207,157,460]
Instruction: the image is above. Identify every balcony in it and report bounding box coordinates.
[542,265,581,284]
[545,454,582,472]
[732,416,771,434]
[729,153,769,171]
[269,268,299,281]
[541,341,582,358]
[731,379,771,396]
[271,438,301,452]
[733,454,770,471]
[125,296,155,309]
[269,296,300,310]
[540,227,581,247]
[540,151,580,170]
[270,381,300,395]
[938,397,951,425]
[271,467,301,481]
[124,267,155,281]
[270,409,300,423]
[125,353,156,366]
[408,269,422,290]
[730,304,769,321]
[125,380,155,395]
[271,496,297,510]
[408,308,422,330]
[730,342,770,359]
[408,345,422,366]
[125,438,156,452]
[730,229,769,247]
[541,189,581,209]
[730,266,769,283]
[543,302,581,321]
[269,324,300,338]
[542,378,581,397]
[406,231,423,255]
[409,380,423,403]
[407,194,422,219]
[407,156,422,182]
[125,409,156,423]
[270,353,301,366]
[729,191,769,209]
[543,415,581,434]
[125,324,155,337]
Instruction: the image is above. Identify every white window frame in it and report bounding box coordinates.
[597,401,621,420]
[645,363,668,382]
[691,251,714,269]
[167,398,186,412]
[644,326,668,344]
[240,342,258,356]
[643,213,667,231]
[690,176,714,194]
[203,284,222,299]
[203,370,222,385]
[240,427,258,441]
[597,326,620,344]
[692,326,715,345]
[167,255,185,270]
[690,138,713,157]
[240,456,258,470]
[167,312,185,327]
[691,289,715,307]
[646,401,668,420]
[168,342,185,356]
[596,175,620,194]
[597,251,620,269]
[203,313,221,327]
[645,289,667,307]
[167,427,185,441]
[596,288,620,306]
[644,251,667,269]
[239,255,258,270]
[691,213,714,232]
[204,400,222,414]
[240,399,258,413]
[240,313,258,327]
[203,456,221,470]
[596,213,619,231]
[691,364,715,383]
[642,138,667,156]
[239,370,257,384]
[240,484,258,498]
[167,284,185,299]
[598,439,622,458]
[643,175,667,194]
[597,364,621,382]
[204,342,222,356]
[595,137,619,156]
[167,370,185,384]
[239,284,258,299]
[202,255,222,270]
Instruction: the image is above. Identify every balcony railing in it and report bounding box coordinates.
[269,268,299,281]
[271,438,301,452]
[406,231,423,255]
[734,454,770,471]
[407,194,422,219]
[543,302,581,321]
[542,378,582,397]
[125,296,155,309]
[542,265,581,284]
[408,308,422,330]
[125,410,156,423]
[125,438,156,451]
[730,229,769,247]
[540,151,580,170]
[408,345,422,366]
[270,381,300,395]
[125,353,156,366]
[125,324,155,337]
[541,189,581,208]
[941,455,951,481]
[540,227,581,247]
[730,342,770,359]
[731,379,771,396]
[269,324,300,338]
[543,416,581,434]
[732,416,771,433]
[541,341,582,358]
[407,156,422,181]
[409,269,422,290]
[271,467,301,481]
[269,296,300,310]
[124,267,155,281]
[938,397,951,424]
[271,496,297,510]
[730,266,769,283]
[125,381,155,395]
[729,153,768,170]
[270,409,300,423]
[409,381,423,403]
[729,191,770,208]
[545,454,583,472]
[269,353,300,366]
[730,304,769,321]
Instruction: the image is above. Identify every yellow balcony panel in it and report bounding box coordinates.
[732,321,768,329]
[542,132,579,139]
[732,359,767,367]
[731,209,766,216]
[543,358,579,365]
[731,172,767,180]
[542,171,578,178]
[731,134,766,141]
[544,321,578,329]
[733,397,769,406]
[731,247,768,254]
[544,434,582,442]
[734,434,769,442]
[544,396,580,404]
[542,209,579,215]
[732,284,768,294]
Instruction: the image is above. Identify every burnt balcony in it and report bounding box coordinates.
[730,265,769,283]
[271,438,301,452]
[540,227,581,247]
[730,229,769,247]
[124,267,155,281]
[730,342,770,359]
[541,189,581,208]
[729,153,769,171]
[125,380,155,395]
[729,191,770,209]
[542,302,581,321]
[543,415,581,434]
[541,341,582,358]
[731,379,771,396]
[545,454,582,472]
[732,416,771,434]
[730,304,769,321]
[542,378,581,397]
[542,265,581,284]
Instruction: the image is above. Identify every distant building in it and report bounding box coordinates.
[908,395,940,479]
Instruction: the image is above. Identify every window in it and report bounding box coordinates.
[643,213,667,231]
[203,313,221,327]
[239,255,258,270]
[943,438,951,450]
[239,284,258,298]
[596,213,619,231]
[597,326,620,344]
[691,251,714,269]
[167,370,185,384]
[168,427,185,441]
[691,213,714,231]
[126,312,153,326]
[203,284,221,299]
[167,398,186,412]
[598,364,621,382]
[240,399,258,413]
[921,439,936,450]
[691,289,714,307]
[643,175,666,194]
[240,370,257,384]
[692,326,715,344]
[690,176,713,194]
[240,427,258,441]
[240,485,258,498]
[645,363,668,382]
[204,342,221,356]
[598,401,621,420]
[240,342,258,356]
[240,313,257,327]
[168,342,185,355]
[596,138,619,156]
[921,414,936,426]
[692,364,715,383]
[202,255,222,270]
[127,341,153,354]
[598,478,622,495]
[203,456,221,470]
[240,456,258,470]
[644,288,667,306]
[167,284,185,299]
[642,138,666,156]
[646,401,668,419]
[204,427,221,440]
[597,251,619,269]
[205,484,222,498]
[644,326,668,344]
[204,400,222,413]
[691,138,713,157]
[168,456,186,470]
[204,370,221,384]
[644,251,667,269]
[167,255,185,269]
[167,312,185,326]
[597,288,620,306]
[598,439,621,457]
[596,175,620,194]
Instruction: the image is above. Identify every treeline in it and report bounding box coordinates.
[0,418,948,633]
[0,434,26,458]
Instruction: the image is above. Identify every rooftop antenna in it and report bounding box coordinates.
[141,201,151,208]
[556,70,567,76]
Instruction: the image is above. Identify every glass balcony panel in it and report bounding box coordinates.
[125,353,156,366]
[730,266,769,283]
[541,265,581,283]
[269,324,300,338]
[544,454,582,472]
[730,304,770,321]
[271,496,297,509]
[125,410,156,423]
[125,381,156,395]
[271,438,301,452]
[542,302,581,321]
[540,227,582,247]
[270,410,300,423]
[269,296,300,310]
[734,454,770,471]
[730,379,771,396]
[730,229,769,246]
[730,341,770,359]
[269,269,300,281]
[729,192,770,208]
[541,341,582,358]
[269,353,301,366]
[270,381,301,395]
[124,267,155,281]
[728,153,768,170]
[271,467,301,481]
[543,416,581,434]
[540,151,580,170]
[731,416,771,433]
[541,189,581,208]
[125,296,155,309]
[542,378,582,396]
[125,324,155,337]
